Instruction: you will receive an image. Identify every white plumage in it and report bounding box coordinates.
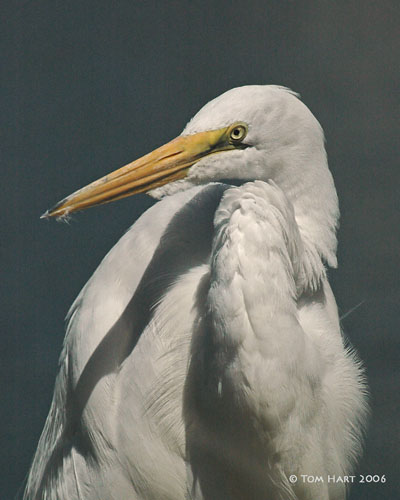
[25,85,367,500]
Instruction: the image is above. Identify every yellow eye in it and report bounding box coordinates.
[229,123,248,143]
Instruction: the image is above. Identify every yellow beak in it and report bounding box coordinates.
[42,125,241,218]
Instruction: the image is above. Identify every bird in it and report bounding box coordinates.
[25,85,368,500]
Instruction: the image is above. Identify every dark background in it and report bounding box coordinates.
[2,1,399,498]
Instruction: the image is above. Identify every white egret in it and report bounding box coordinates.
[25,85,368,500]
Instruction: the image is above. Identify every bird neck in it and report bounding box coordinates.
[188,181,325,465]
[272,153,339,273]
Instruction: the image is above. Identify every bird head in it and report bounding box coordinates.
[42,85,339,264]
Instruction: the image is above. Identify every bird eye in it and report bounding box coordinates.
[229,123,248,143]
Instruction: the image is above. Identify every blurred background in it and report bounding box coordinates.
[2,1,399,498]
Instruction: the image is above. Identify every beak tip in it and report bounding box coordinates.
[41,197,69,220]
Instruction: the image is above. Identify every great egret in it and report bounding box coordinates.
[25,85,367,500]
